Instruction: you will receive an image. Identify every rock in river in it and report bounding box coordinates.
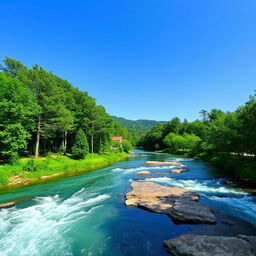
[0,201,15,209]
[164,233,256,256]
[171,168,189,174]
[136,171,151,175]
[171,199,216,223]
[125,182,216,223]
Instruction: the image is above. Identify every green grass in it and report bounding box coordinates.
[0,152,128,185]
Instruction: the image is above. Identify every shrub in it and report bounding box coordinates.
[71,129,89,159]
[122,140,132,153]
[23,159,38,172]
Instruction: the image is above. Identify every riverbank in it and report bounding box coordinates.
[0,152,129,191]
[157,148,256,183]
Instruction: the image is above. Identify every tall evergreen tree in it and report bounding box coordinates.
[71,129,89,159]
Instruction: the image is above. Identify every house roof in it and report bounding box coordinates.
[112,136,123,141]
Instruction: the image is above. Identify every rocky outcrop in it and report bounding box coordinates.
[171,168,189,174]
[136,171,151,175]
[0,201,15,209]
[125,182,216,223]
[144,161,182,166]
[171,199,216,223]
[164,234,256,256]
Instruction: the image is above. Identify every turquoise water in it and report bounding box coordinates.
[0,150,255,256]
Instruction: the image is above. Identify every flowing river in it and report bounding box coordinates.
[0,150,255,256]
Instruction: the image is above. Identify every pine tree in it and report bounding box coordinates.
[71,129,89,159]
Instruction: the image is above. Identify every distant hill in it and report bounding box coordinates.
[112,116,166,135]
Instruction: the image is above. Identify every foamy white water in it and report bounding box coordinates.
[144,177,248,195]
[0,190,110,256]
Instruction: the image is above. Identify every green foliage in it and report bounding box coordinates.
[138,92,256,181]
[121,140,132,153]
[71,129,89,159]
[0,73,39,161]
[58,145,65,155]
[23,159,38,172]
[0,57,125,161]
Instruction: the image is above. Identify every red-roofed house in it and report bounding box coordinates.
[112,136,123,142]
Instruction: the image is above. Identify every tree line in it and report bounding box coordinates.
[0,57,131,162]
[138,94,256,180]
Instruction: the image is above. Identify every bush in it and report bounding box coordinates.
[122,140,132,153]
[71,129,89,159]
[23,159,38,172]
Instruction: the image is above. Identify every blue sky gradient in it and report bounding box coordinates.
[1,0,256,121]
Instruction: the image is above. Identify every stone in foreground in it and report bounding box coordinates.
[0,201,15,209]
[171,168,189,174]
[125,182,216,223]
[164,234,256,256]
[136,171,151,175]
[144,161,182,166]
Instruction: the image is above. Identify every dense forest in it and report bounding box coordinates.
[138,96,256,181]
[0,57,132,163]
[112,116,165,135]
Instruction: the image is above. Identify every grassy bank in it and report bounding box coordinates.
[0,152,128,187]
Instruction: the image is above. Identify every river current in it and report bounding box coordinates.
[0,150,255,256]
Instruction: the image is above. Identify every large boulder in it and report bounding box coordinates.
[164,234,256,256]
[144,161,182,166]
[125,182,216,223]
[126,182,199,202]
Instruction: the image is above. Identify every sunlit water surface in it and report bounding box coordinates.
[0,150,255,256]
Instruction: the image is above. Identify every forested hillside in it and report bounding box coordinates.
[0,57,131,163]
[138,96,256,181]
[112,116,165,135]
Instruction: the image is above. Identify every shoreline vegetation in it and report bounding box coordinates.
[158,148,256,185]
[0,152,128,192]
[136,95,256,182]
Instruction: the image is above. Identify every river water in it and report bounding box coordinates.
[0,150,255,256]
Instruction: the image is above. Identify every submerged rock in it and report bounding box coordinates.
[171,168,189,174]
[125,182,216,223]
[0,201,15,209]
[144,161,182,166]
[164,234,256,256]
[136,171,151,175]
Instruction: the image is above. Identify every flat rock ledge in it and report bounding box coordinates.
[136,171,151,175]
[0,201,15,209]
[171,167,189,174]
[144,161,182,166]
[125,182,216,223]
[164,234,256,256]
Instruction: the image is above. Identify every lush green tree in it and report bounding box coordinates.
[237,94,256,155]
[71,129,89,159]
[121,140,132,153]
[199,109,209,123]
[0,73,39,161]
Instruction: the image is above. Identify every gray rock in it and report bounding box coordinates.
[170,199,216,223]
[164,234,255,256]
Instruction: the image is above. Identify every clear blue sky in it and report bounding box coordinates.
[1,0,256,121]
